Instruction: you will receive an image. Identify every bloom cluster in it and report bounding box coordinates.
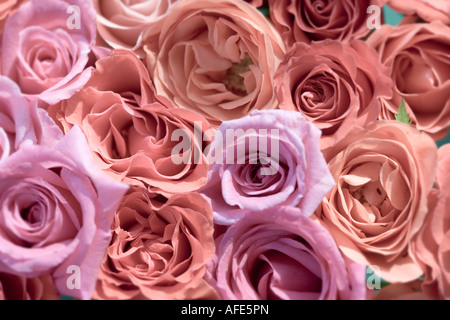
[0,0,448,300]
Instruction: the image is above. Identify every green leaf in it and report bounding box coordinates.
[395,98,412,125]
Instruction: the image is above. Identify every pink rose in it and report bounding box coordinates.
[267,0,387,47]
[143,0,285,126]
[372,280,431,300]
[0,273,59,300]
[94,187,219,300]
[413,144,450,300]
[0,0,28,36]
[275,40,392,150]
[367,21,450,140]
[387,0,450,25]
[244,0,265,7]
[91,0,179,58]
[49,49,210,196]
[1,0,101,106]
[206,206,367,300]
[0,76,62,160]
[315,120,438,283]
[0,126,129,300]
[199,109,335,225]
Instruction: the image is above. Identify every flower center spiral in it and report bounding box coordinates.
[222,54,253,96]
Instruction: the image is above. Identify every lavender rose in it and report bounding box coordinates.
[0,76,62,160]
[0,127,129,299]
[206,206,367,300]
[199,109,335,225]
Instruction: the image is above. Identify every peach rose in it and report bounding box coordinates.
[94,187,218,300]
[143,0,285,126]
[267,0,387,47]
[367,21,450,140]
[315,120,438,283]
[91,0,179,58]
[0,273,59,300]
[413,144,450,300]
[275,40,392,150]
[199,109,335,225]
[387,0,450,25]
[0,76,63,160]
[49,50,210,195]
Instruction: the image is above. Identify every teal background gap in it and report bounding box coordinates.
[383,5,405,26]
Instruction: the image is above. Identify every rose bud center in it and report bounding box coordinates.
[222,54,253,96]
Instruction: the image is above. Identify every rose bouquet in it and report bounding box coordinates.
[0,0,448,301]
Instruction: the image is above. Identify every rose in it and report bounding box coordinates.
[274,40,393,150]
[387,0,450,25]
[91,0,179,58]
[367,21,450,140]
[0,273,59,300]
[48,49,210,195]
[0,0,28,37]
[0,0,23,20]
[94,187,218,300]
[413,144,450,300]
[0,76,63,161]
[199,109,335,225]
[1,0,102,106]
[315,120,438,283]
[0,126,129,300]
[206,206,367,300]
[267,0,387,47]
[143,0,285,126]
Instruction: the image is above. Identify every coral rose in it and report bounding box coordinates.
[275,40,392,150]
[367,21,450,140]
[315,120,438,283]
[199,109,335,225]
[94,187,218,300]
